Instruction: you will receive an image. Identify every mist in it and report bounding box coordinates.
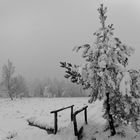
[0,0,140,81]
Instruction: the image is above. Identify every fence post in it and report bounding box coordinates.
[51,105,74,134]
[71,105,74,121]
[73,106,88,136]
[84,107,87,124]
[54,112,58,134]
[73,115,78,136]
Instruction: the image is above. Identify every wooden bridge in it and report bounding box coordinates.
[50,104,88,137]
[27,104,88,139]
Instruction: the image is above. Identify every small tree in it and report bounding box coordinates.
[60,4,140,136]
[2,60,15,100]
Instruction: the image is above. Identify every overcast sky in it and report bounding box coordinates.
[0,0,140,81]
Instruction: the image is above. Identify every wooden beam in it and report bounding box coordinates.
[73,106,88,116]
[50,105,74,114]
[51,105,74,134]
[73,106,88,136]
[73,115,78,136]
[84,107,88,124]
[27,120,54,134]
[71,105,74,121]
[54,112,58,134]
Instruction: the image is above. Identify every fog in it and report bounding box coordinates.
[0,0,140,81]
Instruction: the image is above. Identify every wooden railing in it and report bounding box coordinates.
[50,105,74,134]
[50,104,88,137]
[73,106,88,136]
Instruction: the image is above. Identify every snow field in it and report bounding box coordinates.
[0,97,140,140]
[0,97,90,140]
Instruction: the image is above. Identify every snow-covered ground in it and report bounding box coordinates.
[0,97,140,140]
[0,97,90,140]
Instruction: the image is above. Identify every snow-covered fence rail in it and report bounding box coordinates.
[73,105,88,136]
[50,105,74,134]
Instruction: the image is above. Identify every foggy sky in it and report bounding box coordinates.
[0,0,140,81]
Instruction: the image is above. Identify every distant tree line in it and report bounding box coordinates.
[0,60,88,100]
[28,77,88,98]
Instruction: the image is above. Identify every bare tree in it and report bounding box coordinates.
[2,60,15,100]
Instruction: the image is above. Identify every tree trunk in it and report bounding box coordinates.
[7,82,13,100]
[9,92,13,100]
[8,90,13,100]
[106,92,116,136]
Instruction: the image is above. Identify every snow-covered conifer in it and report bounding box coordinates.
[60,4,140,136]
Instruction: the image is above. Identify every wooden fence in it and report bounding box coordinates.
[50,104,88,137]
[73,106,88,136]
[50,105,74,134]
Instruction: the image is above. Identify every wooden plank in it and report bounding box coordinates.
[50,105,75,134]
[50,105,74,114]
[84,107,88,124]
[54,112,58,134]
[27,119,54,134]
[73,106,88,116]
[73,106,88,136]
[71,105,74,121]
[73,115,78,136]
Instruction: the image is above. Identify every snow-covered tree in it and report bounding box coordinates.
[1,60,29,99]
[60,4,140,136]
[2,60,15,100]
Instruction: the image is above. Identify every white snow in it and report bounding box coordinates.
[0,97,140,140]
[0,98,88,140]
[120,72,131,96]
